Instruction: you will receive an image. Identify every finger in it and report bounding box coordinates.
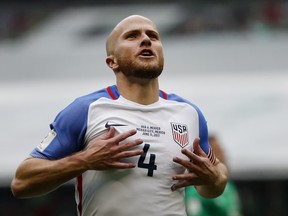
[110,129,138,144]
[172,172,198,181]
[112,149,144,159]
[116,138,143,152]
[171,180,191,191]
[173,156,191,168]
[110,161,137,169]
[173,149,202,167]
[99,127,116,139]
[173,156,202,175]
[97,159,139,170]
[171,172,206,190]
[180,148,202,162]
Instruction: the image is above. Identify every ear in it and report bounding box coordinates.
[106,55,119,71]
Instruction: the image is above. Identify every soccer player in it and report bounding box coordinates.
[11,15,228,216]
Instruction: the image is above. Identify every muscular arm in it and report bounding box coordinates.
[11,154,87,198]
[11,128,143,198]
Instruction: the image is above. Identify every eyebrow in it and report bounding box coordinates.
[122,29,160,38]
[123,29,139,36]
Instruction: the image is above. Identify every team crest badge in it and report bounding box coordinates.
[170,122,189,148]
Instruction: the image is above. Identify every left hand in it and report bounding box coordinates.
[171,137,220,191]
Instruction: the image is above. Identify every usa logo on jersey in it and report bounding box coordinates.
[170,122,189,148]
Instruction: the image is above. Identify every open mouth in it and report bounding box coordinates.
[139,49,154,57]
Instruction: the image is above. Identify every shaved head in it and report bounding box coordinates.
[105,15,164,80]
[106,15,158,56]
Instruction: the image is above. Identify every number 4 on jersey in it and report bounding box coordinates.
[138,144,157,177]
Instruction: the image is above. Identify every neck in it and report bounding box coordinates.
[116,74,159,105]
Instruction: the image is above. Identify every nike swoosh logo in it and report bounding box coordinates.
[105,122,127,128]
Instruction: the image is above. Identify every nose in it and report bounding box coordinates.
[140,34,151,47]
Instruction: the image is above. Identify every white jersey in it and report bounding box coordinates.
[31,85,212,216]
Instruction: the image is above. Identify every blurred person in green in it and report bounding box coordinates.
[185,135,242,216]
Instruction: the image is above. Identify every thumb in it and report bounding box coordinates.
[193,137,207,157]
[193,137,217,165]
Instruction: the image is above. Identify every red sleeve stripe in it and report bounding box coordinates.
[160,90,168,100]
[106,86,117,100]
[208,148,216,165]
[77,175,83,216]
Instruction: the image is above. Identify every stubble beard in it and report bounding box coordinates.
[117,57,164,79]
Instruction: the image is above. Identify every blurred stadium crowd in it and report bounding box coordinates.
[0,0,288,41]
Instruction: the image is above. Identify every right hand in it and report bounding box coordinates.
[82,127,143,170]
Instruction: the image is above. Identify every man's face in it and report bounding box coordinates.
[108,16,164,79]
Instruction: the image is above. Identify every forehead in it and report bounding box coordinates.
[116,17,159,35]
